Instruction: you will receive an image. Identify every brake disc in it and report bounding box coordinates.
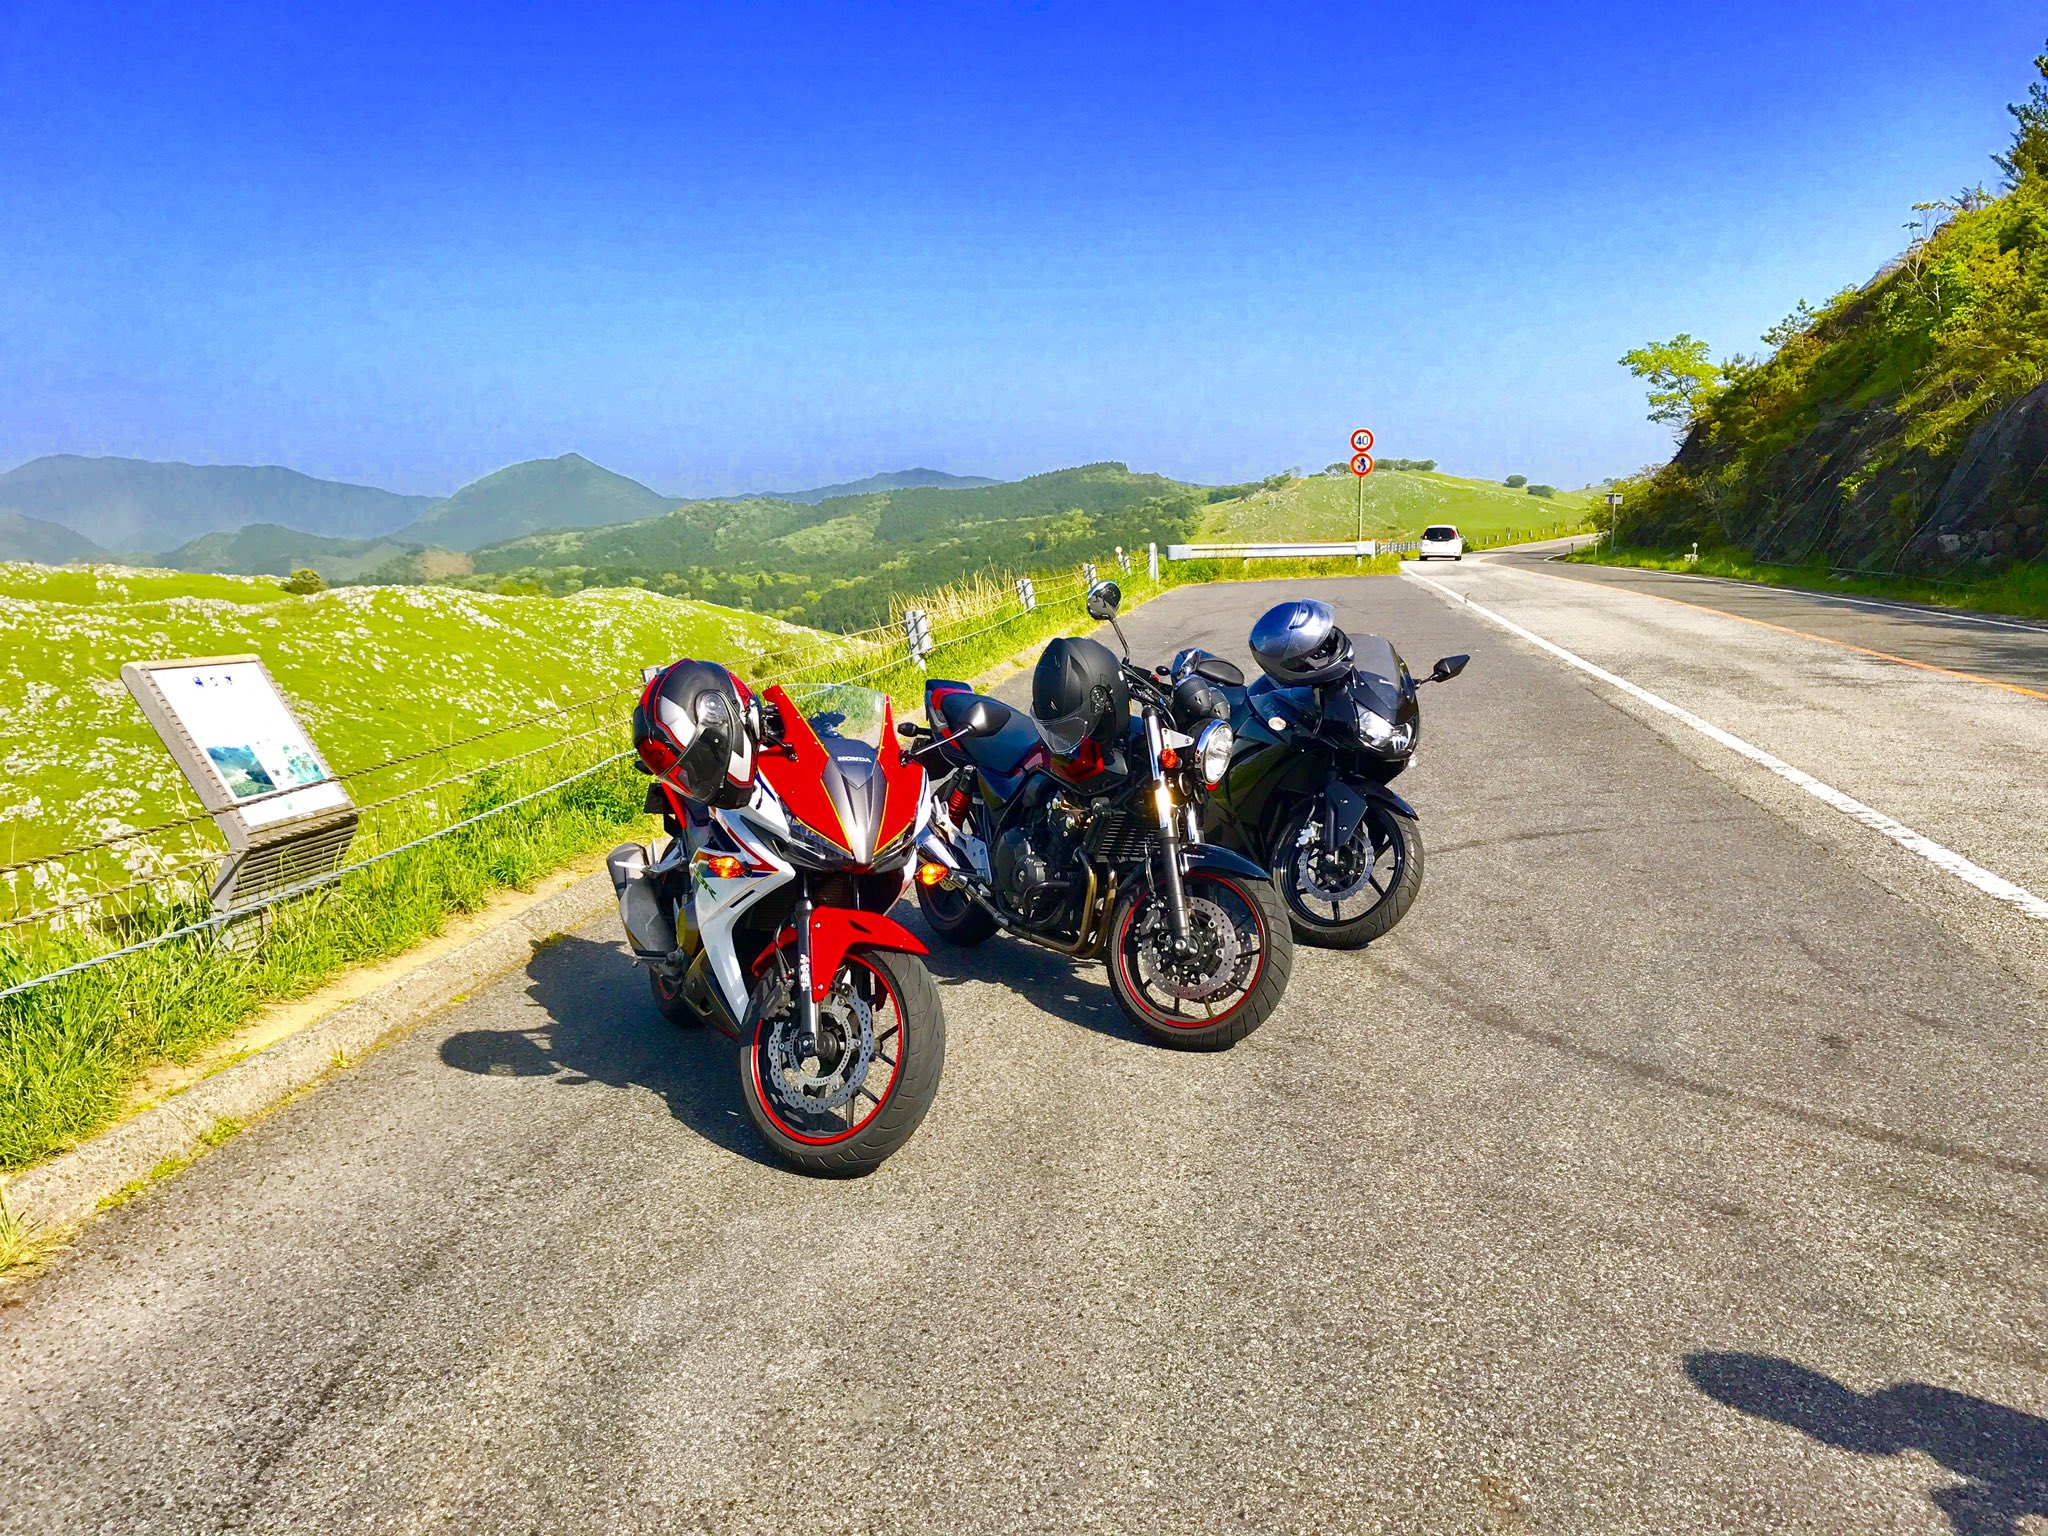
[1145,895,1245,1001]
[1293,817,1377,905]
[765,983,876,1113]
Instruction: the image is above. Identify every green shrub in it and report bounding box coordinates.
[1504,474,1527,488]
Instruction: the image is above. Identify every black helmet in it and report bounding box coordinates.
[1248,599,1354,686]
[1031,636,1129,757]
[633,659,758,808]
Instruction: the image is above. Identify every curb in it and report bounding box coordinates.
[4,870,615,1235]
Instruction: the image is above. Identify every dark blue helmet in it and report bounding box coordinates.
[1248,599,1353,686]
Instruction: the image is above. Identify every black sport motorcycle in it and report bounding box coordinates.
[1173,601,1468,949]
[902,581,1294,1050]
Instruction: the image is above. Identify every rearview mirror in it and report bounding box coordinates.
[1194,656,1245,688]
[1085,580,1123,622]
[1429,654,1469,683]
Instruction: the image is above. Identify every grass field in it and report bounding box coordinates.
[0,564,824,907]
[1200,469,1593,546]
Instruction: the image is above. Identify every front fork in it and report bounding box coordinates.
[1144,707,1192,944]
[791,880,821,1058]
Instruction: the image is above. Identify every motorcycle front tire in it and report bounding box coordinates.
[1105,871,1292,1052]
[739,948,946,1177]
[1277,797,1424,948]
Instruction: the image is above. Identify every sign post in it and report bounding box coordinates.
[1604,489,1625,554]
[1349,428,1375,566]
[121,655,358,939]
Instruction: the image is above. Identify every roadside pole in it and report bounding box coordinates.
[1349,427,1374,568]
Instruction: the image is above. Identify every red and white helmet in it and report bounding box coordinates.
[632,660,758,808]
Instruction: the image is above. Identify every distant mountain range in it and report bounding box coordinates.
[0,455,436,553]
[0,452,1007,567]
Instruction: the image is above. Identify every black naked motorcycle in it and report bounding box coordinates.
[901,581,1294,1050]
[1175,598,1468,949]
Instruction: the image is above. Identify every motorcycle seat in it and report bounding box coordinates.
[935,689,1045,776]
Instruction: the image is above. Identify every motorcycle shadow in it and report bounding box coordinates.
[899,909,1149,1048]
[436,932,782,1171]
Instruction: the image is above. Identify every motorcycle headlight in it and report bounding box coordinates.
[1357,709,1414,755]
[781,816,849,867]
[1195,721,1233,785]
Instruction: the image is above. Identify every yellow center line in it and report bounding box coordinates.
[1538,570,2048,701]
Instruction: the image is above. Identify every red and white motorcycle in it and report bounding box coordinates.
[610,669,945,1175]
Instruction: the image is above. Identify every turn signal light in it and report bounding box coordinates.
[1158,747,1179,771]
[915,860,948,887]
[698,853,745,879]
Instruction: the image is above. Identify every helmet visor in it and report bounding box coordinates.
[1037,709,1091,757]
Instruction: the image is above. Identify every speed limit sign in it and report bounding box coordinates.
[1350,428,1374,454]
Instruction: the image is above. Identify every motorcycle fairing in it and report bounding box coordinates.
[752,907,931,1002]
[690,814,795,1022]
[753,685,927,866]
[755,685,855,854]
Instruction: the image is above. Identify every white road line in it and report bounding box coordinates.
[1403,566,2048,923]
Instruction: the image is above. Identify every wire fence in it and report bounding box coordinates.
[0,547,1159,1002]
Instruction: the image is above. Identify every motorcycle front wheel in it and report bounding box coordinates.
[1106,871,1293,1051]
[1276,796,1424,948]
[739,948,945,1176]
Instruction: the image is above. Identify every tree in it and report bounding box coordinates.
[1504,474,1526,488]
[1526,484,1556,498]
[280,568,325,594]
[1763,300,1819,351]
[1619,334,1725,428]
[1994,42,2048,189]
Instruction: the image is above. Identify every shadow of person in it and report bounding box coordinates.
[1686,1352,2048,1536]
[438,933,780,1170]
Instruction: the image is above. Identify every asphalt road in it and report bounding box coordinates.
[1494,540,2048,695]
[5,567,2045,1535]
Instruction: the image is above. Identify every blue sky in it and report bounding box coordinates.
[2,2,2041,496]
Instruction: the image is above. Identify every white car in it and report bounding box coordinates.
[1418,524,1464,560]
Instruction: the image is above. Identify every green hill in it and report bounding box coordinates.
[0,510,109,564]
[397,453,676,549]
[468,462,1219,628]
[0,455,436,553]
[1199,468,1592,545]
[0,563,822,875]
[739,467,1001,504]
[1612,47,2048,572]
[161,522,429,580]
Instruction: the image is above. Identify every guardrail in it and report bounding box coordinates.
[1168,540,1383,560]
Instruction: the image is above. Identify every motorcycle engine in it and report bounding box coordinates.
[992,784,1090,924]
